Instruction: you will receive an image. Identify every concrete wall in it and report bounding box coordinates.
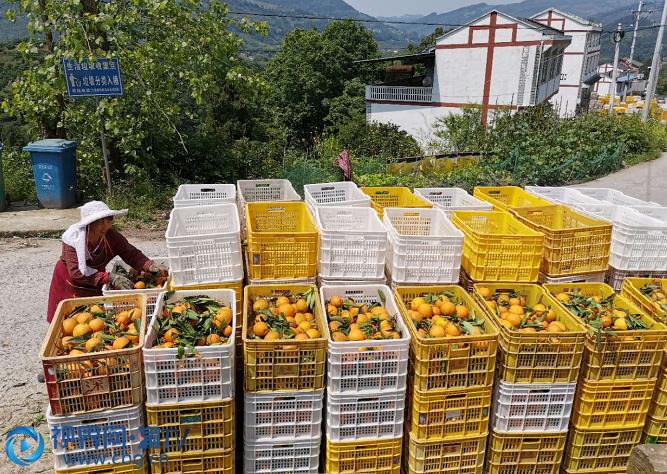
[367,103,459,146]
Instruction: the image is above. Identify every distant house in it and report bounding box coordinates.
[595,61,646,97]
[359,10,572,144]
[531,8,602,116]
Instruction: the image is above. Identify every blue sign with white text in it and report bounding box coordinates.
[63,58,124,97]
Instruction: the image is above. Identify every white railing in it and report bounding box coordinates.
[365,85,433,103]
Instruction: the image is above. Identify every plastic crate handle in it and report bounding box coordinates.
[601,432,621,440]
[181,460,204,472]
[198,188,217,193]
[255,183,271,188]
[266,206,286,212]
[320,186,336,191]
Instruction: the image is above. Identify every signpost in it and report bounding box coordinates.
[62,58,124,193]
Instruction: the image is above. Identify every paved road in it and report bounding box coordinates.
[574,151,667,205]
[0,237,165,473]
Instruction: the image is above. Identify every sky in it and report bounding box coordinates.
[345,0,522,17]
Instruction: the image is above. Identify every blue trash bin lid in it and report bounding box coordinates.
[23,139,77,153]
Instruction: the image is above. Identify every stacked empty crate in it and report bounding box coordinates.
[526,186,667,290]
[242,284,326,473]
[142,289,237,473]
[471,283,585,474]
[320,284,410,474]
[394,284,498,474]
[41,294,148,473]
[542,282,667,473]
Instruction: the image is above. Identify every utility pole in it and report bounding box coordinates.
[609,24,625,114]
[630,1,644,66]
[643,0,667,121]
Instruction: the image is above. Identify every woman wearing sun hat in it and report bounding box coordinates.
[46,201,168,322]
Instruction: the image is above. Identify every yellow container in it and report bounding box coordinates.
[643,415,667,444]
[56,464,148,474]
[394,285,498,392]
[405,431,487,474]
[360,186,431,220]
[544,283,667,381]
[452,211,544,282]
[472,186,550,211]
[407,384,491,440]
[621,277,667,322]
[570,378,656,429]
[486,431,567,474]
[563,426,643,473]
[472,283,586,384]
[326,437,402,474]
[649,356,667,418]
[151,448,234,473]
[145,398,235,455]
[242,284,327,392]
[246,201,318,280]
[510,205,612,277]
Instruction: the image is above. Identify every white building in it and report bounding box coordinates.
[362,10,571,144]
[531,8,602,116]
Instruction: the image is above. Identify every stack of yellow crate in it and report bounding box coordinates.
[395,285,497,474]
[544,283,667,473]
[143,288,238,473]
[472,284,586,474]
[242,284,326,473]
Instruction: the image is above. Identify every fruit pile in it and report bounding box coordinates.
[326,294,402,342]
[112,267,168,290]
[477,287,566,333]
[553,289,647,332]
[249,289,321,341]
[153,296,233,354]
[59,303,142,356]
[405,292,486,339]
[640,280,667,314]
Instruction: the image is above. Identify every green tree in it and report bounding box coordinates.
[405,27,445,54]
[2,0,265,195]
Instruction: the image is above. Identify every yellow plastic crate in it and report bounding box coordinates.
[242,284,327,392]
[452,211,544,282]
[246,202,318,280]
[360,186,431,220]
[621,277,667,322]
[151,448,234,473]
[486,430,567,474]
[544,283,667,381]
[56,463,148,474]
[649,357,667,418]
[407,384,491,440]
[326,437,402,474]
[145,398,235,455]
[563,426,643,473]
[394,285,498,392]
[405,432,487,474]
[473,186,551,211]
[570,378,656,429]
[643,415,667,444]
[510,205,612,277]
[471,284,586,384]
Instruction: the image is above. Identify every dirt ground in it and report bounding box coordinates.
[0,233,166,473]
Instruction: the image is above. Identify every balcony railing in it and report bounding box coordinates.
[365,85,433,103]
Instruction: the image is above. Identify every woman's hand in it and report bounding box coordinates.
[109,272,134,290]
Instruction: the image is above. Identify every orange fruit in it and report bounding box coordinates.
[547,321,567,333]
[357,314,369,324]
[295,333,309,340]
[253,299,269,312]
[216,307,233,325]
[85,337,101,352]
[445,323,462,337]
[279,304,295,318]
[418,304,434,318]
[134,281,146,289]
[253,321,270,337]
[276,296,291,307]
[440,301,456,316]
[76,312,93,324]
[600,315,612,328]
[223,326,232,338]
[264,330,281,341]
[332,331,348,342]
[455,305,469,319]
[89,318,105,333]
[164,328,179,343]
[348,328,366,341]
[206,334,222,345]
[306,328,321,339]
[62,318,77,336]
[498,319,514,330]
[89,305,105,314]
[555,293,571,303]
[126,325,139,343]
[519,327,538,333]
[509,305,524,315]
[505,313,522,328]
[613,318,628,330]
[330,296,344,308]
[532,304,546,315]
[477,287,492,299]
[73,323,92,338]
[429,325,446,338]
[112,336,130,350]
[545,309,557,323]
[295,299,309,312]
[299,321,312,332]
[509,297,521,306]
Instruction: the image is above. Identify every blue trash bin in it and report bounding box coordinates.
[23,139,78,209]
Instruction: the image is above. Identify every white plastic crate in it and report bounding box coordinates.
[326,390,405,441]
[245,390,324,442]
[102,257,169,317]
[383,207,463,284]
[575,204,667,271]
[166,204,243,286]
[414,188,492,216]
[237,179,302,239]
[605,266,667,291]
[491,380,576,433]
[524,186,600,206]
[143,289,236,404]
[318,276,387,286]
[173,184,236,208]
[304,181,371,208]
[316,206,387,280]
[244,438,321,474]
[320,284,410,394]
[47,404,143,470]
[538,271,606,285]
[575,187,660,207]
[631,206,667,222]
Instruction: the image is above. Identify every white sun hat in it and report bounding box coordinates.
[62,201,129,277]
